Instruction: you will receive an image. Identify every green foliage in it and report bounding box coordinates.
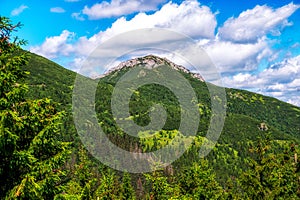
[145,169,180,200]
[0,16,70,199]
[55,180,82,199]
[120,172,136,200]
[81,181,93,200]
[237,135,300,199]
[94,169,119,200]
[178,160,223,199]
[139,130,191,151]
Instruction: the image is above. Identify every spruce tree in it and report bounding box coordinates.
[94,169,119,200]
[120,172,136,200]
[145,169,180,200]
[0,16,70,199]
[178,160,223,199]
[237,134,300,199]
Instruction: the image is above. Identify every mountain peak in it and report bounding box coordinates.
[102,55,204,81]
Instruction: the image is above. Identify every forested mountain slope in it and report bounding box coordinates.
[22,52,300,199]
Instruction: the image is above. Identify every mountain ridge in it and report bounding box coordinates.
[22,51,300,191]
[24,51,300,140]
[100,54,204,82]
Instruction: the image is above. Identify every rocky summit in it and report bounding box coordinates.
[102,55,204,82]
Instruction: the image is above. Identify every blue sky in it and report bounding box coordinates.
[1,0,300,106]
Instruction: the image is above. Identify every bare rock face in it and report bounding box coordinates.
[102,55,204,82]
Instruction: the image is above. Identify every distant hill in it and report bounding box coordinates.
[23,51,300,184]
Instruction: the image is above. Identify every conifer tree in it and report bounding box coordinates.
[0,16,70,199]
[94,169,119,199]
[237,134,300,199]
[145,169,180,200]
[178,160,223,199]
[120,172,136,200]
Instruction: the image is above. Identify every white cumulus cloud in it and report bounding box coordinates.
[218,3,300,43]
[32,1,217,59]
[98,0,217,39]
[30,30,74,59]
[203,37,272,73]
[82,0,167,19]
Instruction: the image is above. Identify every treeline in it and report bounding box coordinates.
[51,136,300,199]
